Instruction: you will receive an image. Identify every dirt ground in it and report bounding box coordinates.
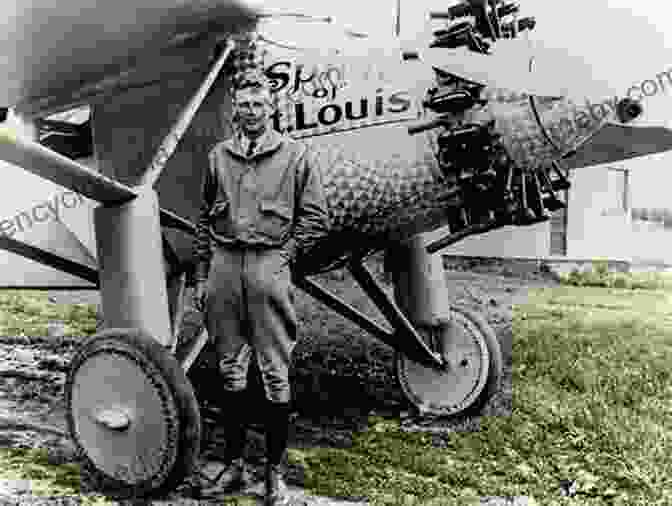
[0,262,557,505]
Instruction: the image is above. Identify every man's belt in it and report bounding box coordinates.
[208,230,281,251]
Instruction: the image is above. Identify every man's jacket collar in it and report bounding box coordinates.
[223,128,284,159]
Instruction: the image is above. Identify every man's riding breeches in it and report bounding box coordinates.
[204,244,298,403]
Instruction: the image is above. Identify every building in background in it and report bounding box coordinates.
[436,149,672,269]
[428,162,631,262]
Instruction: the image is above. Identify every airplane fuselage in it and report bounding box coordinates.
[0,0,668,283]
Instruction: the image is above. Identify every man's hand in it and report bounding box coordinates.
[192,281,208,312]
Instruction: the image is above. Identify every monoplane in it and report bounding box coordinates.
[0,0,670,498]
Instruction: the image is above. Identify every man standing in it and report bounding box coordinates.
[189,69,330,505]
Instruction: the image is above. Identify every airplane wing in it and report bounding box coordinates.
[565,124,672,170]
[1,0,260,117]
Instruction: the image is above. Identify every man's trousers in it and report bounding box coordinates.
[204,244,298,403]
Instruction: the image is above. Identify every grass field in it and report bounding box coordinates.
[277,280,670,505]
[0,267,670,505]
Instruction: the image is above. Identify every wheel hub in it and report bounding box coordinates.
[91,407,132,431]
[396,308,494,416]
[70,349,180,485]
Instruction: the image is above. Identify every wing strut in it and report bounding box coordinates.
[0,235,98,285]
[138,39,236,189]
[0,128,136,204]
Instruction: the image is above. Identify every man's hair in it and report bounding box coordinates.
[233,68,271,95]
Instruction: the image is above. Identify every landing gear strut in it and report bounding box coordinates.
[387,234,503,416]
[65,191,202,498]
[65,328,201,499]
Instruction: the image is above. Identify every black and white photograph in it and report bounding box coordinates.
[0,1,669,505]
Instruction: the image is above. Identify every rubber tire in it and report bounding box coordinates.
[395,306,503,417]
[64,327,202,499]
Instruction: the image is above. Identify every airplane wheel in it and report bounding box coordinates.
[395,306,503,417]
[64,327,201,499]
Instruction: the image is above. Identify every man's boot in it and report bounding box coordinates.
[202,389,249,495]
[264,462,287,506]
[264,400,291,506]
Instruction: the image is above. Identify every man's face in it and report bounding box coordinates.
[233,86,274,137]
